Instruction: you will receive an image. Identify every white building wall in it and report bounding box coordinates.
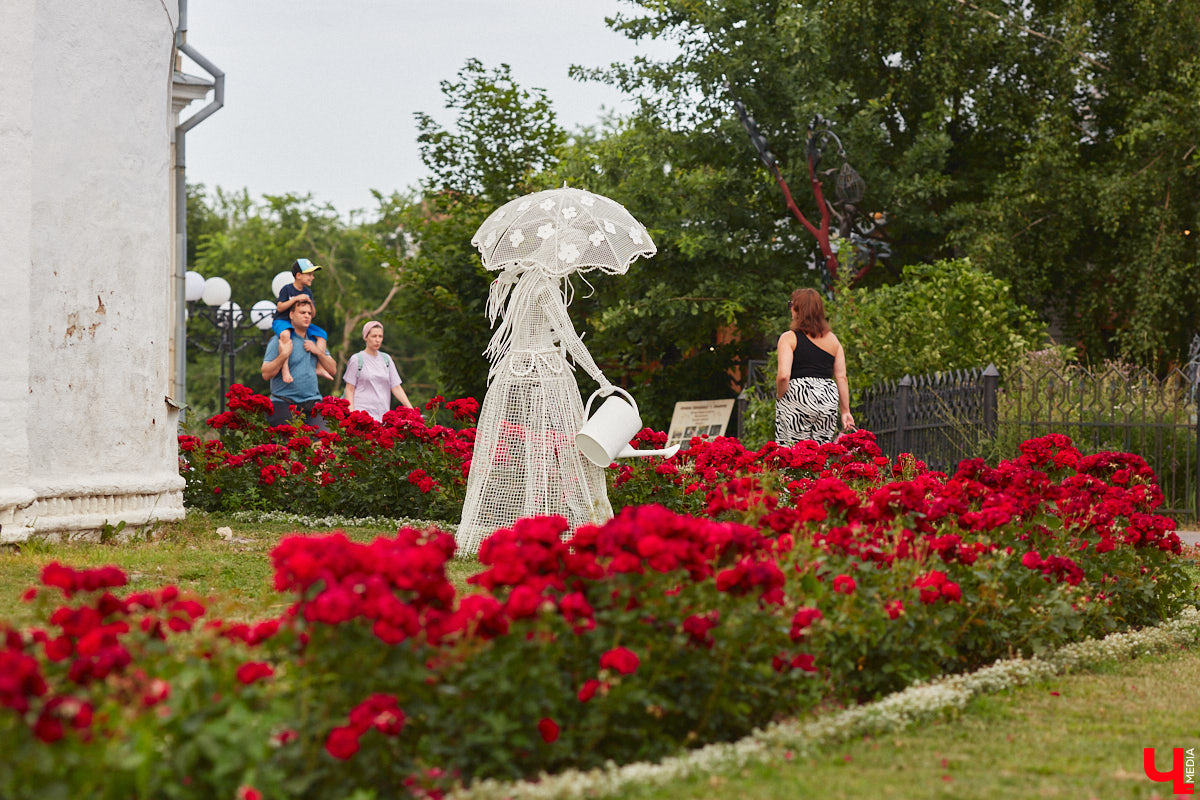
[0,0,185,540]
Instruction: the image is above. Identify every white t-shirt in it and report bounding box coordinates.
[343,350,403,421]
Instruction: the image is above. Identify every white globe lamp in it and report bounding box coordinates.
[185,270,206,303]
[271,271,293,298]
[250,300,277,331]
[201,276,232,308]
[216,301,243,328]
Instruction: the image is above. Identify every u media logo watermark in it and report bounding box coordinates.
[1144,747,1196,794]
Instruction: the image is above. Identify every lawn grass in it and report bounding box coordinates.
[0,511,479,625]
[621,646,1200,800]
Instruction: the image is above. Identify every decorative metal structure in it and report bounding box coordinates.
[728,87,887,289]
[456,186,656,556]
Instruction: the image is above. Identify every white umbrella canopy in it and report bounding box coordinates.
[472,186,656,277]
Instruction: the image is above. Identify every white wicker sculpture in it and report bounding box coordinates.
[455,186,657,556]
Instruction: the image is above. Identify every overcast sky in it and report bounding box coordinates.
[181,0,679,215]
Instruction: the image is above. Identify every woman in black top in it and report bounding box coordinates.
[775,288,854,445]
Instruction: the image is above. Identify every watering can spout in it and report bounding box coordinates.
[617,443,681,460]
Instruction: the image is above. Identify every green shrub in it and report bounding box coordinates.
[830,258,1047,398]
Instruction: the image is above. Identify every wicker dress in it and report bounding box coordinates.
[455,268,612,555]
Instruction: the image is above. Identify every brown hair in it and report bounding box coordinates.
[291,296,314,313]
[789,288,830,337]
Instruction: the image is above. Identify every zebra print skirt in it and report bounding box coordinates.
[775,377,839,446]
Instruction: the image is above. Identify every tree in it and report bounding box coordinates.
[586,0,1200,368]
[185,183,227,267]
[414,58,567,202]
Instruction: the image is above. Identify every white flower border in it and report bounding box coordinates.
[453,606,1200,800]
[220,509,445,532]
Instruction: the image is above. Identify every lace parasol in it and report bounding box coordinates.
[471,185,656,278]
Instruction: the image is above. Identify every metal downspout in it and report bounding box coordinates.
[173,0,224,417]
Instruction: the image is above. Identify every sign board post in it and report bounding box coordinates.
[666,399,737,448]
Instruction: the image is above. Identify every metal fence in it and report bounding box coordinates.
[855,366,998,475]
[852,363,1200,518]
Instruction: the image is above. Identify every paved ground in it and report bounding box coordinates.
[1177,530,1200,547]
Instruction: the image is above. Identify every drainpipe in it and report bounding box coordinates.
[173,0,224,417]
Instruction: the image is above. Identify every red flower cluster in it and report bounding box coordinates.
[325,693,407,760]
[226,384,276,415]
[40,562,127,598]
[445,398,480,422]
[408,469,438,493]
[0,635,47,715]
[0,567,224,749]
[1021,551,1085,585]
[181,386,476,520]
[271,528,457,645]
[6,424,1186,794]
[913,570,963,604]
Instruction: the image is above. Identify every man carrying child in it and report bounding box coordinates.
[273,258,332,381]
[261,295,337,428]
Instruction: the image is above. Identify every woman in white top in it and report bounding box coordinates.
[342,320,414,421]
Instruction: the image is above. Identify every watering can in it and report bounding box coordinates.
[576,387,681,467]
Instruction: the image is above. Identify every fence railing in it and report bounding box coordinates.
[856,366,999,475]
[850,363,1200,519]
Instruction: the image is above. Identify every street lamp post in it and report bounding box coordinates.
[185,270,284,413]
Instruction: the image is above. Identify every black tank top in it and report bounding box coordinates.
[789,332,835,379]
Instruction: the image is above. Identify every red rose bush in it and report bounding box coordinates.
[2,429,1192,798]
[179,385,474,521]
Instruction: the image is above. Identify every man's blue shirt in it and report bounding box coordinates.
[263,330,322,404]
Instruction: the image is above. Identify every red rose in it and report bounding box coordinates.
[43,636,73,662]
[235,661,275,685]
[325,725,360,760]
[504,585,542,619]
[40,562,79,596]
[599,646,640,675]
[789,607,823,641]
[832,575,856,594]
[537,717,560,743]
[33,713,64,743]
[791,653,817,672]
[237,786,263,800]
[577,679,601,702]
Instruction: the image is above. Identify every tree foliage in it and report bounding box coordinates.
[188,1,1200,430]
[589,0,1200,368]
[414,58,566,203]
[548,118,803,425]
